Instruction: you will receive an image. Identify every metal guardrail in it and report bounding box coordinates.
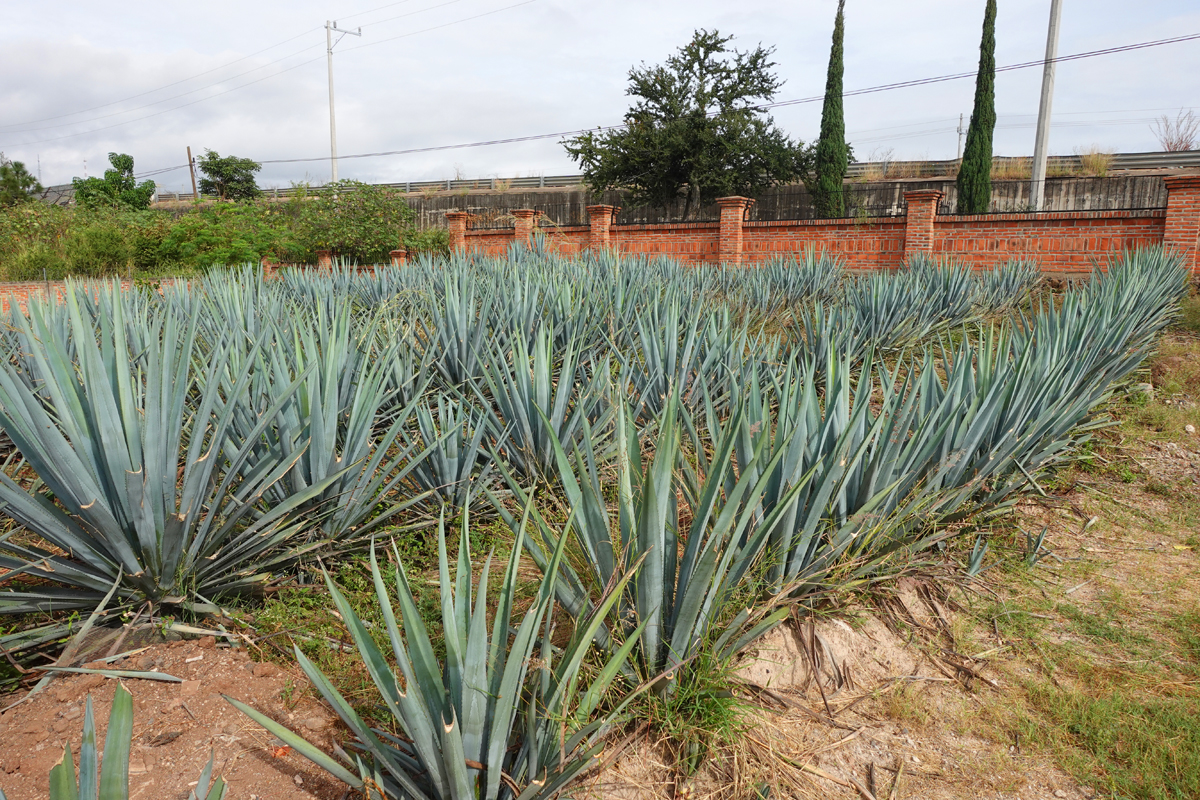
[42,151,1200,206]
[152,174,586,203]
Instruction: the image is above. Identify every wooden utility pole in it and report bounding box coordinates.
[187,146,199,201]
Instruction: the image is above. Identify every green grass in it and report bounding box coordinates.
[633,649,750,776]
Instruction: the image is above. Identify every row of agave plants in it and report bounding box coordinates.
[0,246,1188,799]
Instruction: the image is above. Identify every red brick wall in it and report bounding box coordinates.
[0,279,183,314]
[743,219,907,269]
[609,222,721,261]
[931,210,1166,272]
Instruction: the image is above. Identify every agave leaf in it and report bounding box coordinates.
[97,683,132,800]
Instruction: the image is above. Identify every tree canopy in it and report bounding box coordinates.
[812,0,849,218]
[72,153,156,210]
[197,150,263,201]
[564,30,811,218]
[956,0,998,215]
[0,156,43,207]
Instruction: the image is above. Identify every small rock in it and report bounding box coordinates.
[293,774,304,787]
[180,680,202,697]
[63,706,81,721]
[137,655,156,670]
[77,675,105,693]
[303,717,326,731]
[1054,791,1067,799]
[1132,382,1154,401]
[53,718,71,733]
[252,662,280,678]
[1186,424,1196,435]
[911,755,920,763]
[197,636,217,649]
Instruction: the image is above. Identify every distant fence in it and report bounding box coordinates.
[427,175,1170,230]
[136,149,1200,206]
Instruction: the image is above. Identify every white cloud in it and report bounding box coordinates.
[3,0,1198,189]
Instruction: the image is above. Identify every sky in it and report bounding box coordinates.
[2,0,1198,193]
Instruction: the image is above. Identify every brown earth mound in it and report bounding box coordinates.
[0,638,347,800]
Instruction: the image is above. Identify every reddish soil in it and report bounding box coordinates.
[0,637,347,800]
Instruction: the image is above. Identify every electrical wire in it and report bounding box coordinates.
[238,32,1200,168]
[0,0,473,135]
[1,0,540,147]
[0,27,322,131]
[40,27,1200,173]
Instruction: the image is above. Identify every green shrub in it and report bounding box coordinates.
[64,223,131,277]
[7,241,66,281]
[294,180,416,263]
[158,202,292,267]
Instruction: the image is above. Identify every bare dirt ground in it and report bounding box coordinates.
[0,637,343,800]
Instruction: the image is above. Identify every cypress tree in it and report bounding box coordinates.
[956,0,998,214]
[813,0,847,219]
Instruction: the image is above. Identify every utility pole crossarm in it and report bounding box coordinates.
[326,20,362,185]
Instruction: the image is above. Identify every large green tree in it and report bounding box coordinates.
[564,30,811,218]
[956,0,998,215]
[0,156,43,207]
[812,0,849,219]
[72,153,156,210]
[197,150,263,201]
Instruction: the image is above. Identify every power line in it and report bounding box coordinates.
[52,27,1200,174]
[0,0,475,135]
[762,32,1200,111]
[0,27,322,131]
[239,31,1200,168]
[1,0,541,148]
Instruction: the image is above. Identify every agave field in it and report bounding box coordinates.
[0,244,1189,799]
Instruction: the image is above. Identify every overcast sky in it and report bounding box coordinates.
[2,0,1198,192]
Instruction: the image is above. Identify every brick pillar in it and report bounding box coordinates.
[315,249,333,269]
[716,196,754,265]
[445,211,468,254]
[513,209,538,246]
[586,204,618,251]
[260,255,277,279]
[1164,176,1200,274]
[903,190,944,261]
[389,248,407,267]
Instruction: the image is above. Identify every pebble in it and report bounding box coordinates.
[293,774,304,787]
[1054,791,1067,799]
[252,662,280,678]
[197,636,217,649]
[303,717,326,731]
[180,680,202,697]
[1186,424,1196,435]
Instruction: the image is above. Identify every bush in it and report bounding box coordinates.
[7,241,65,281]
[293,181,416,263]
[158,202,293,267]
[64,222,131,277]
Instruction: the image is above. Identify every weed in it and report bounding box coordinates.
[633,649,749,776]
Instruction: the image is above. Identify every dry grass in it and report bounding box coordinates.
[1075,146,1115,177]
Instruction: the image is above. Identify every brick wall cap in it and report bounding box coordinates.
[512,209,538,218]
[715,196,755,208]
[1164,175,1200,191]
[444,211,469,220]
[903,189,945,201]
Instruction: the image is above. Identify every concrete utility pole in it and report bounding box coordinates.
[187,146,199,201]
[1030,0,1064,211]
[956,113,965,161]
[325,20,361,184]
